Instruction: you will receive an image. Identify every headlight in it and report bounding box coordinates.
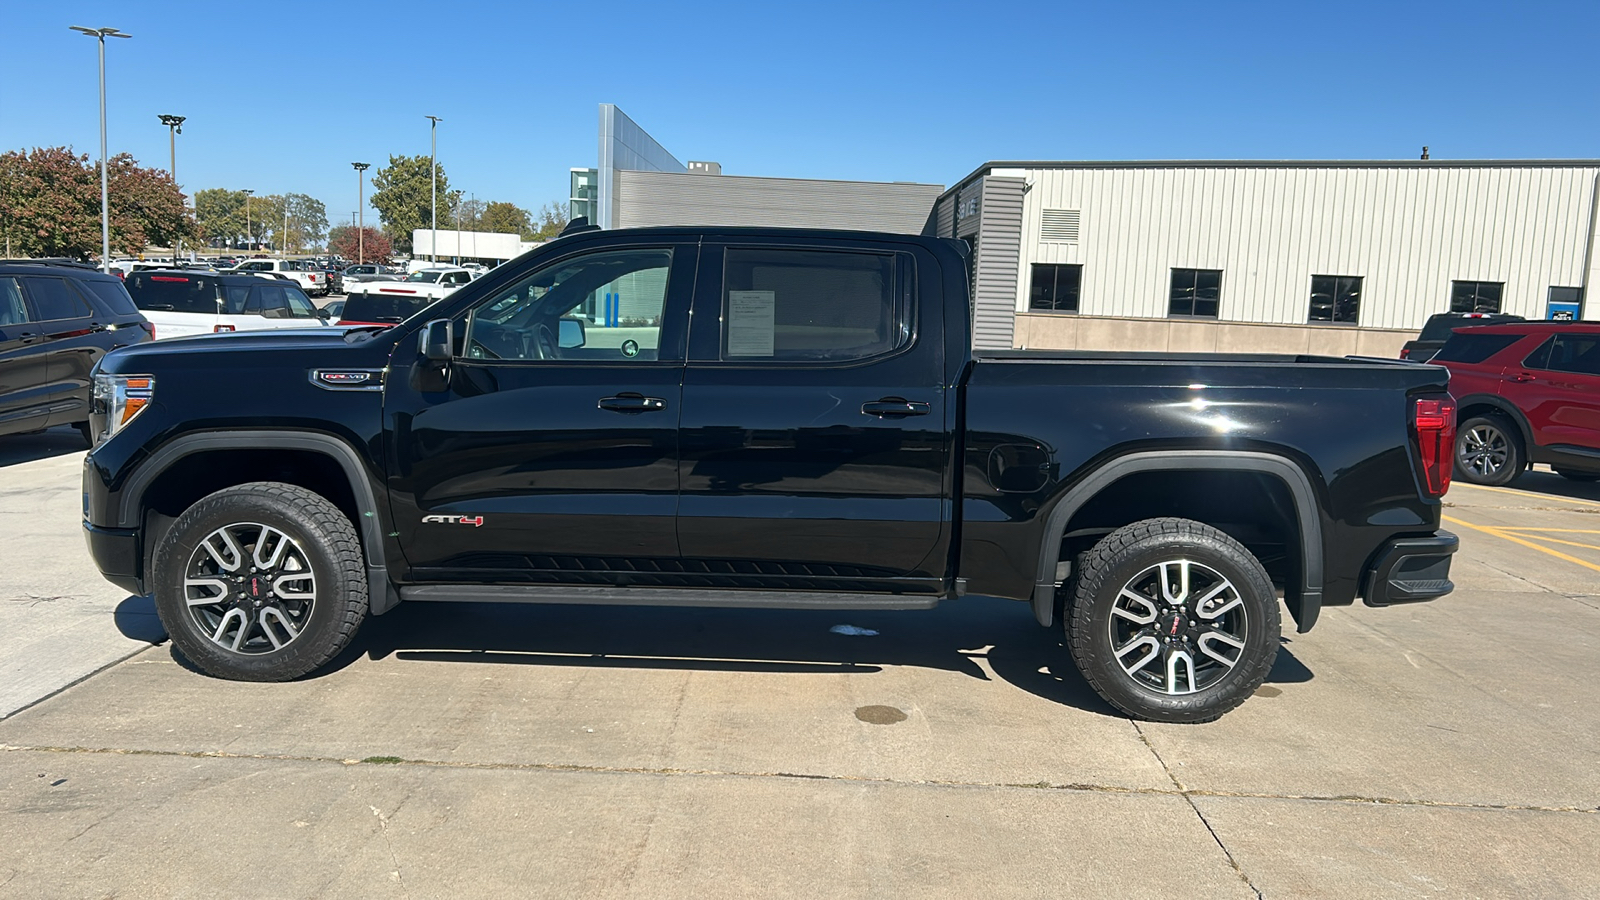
[92,373,154,443]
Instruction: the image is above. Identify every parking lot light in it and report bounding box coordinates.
[70,26,132,273]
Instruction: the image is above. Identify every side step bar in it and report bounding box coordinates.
[398,584,941,611]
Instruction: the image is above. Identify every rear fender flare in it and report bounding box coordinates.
[1031,450,1324,633]
[117,429,399,614]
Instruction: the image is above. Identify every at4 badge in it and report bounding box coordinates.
[422,515,485,527]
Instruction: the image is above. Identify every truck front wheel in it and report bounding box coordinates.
[151,482,368,682]
[1066,518,1279,723]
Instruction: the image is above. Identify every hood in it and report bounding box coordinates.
[103,326,398,366]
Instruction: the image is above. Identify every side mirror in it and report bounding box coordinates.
[422,318,453,361]
[314,307,332,320]
[558,317,586,349]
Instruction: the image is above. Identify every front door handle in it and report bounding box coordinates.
[598,393,667,414]
[1510,372,1536,383]
[861,397,931,418]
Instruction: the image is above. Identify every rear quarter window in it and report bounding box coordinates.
[1431,332,1523,364]
[80,279,142,318]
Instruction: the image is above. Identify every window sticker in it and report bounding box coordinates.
[727,290,776,356]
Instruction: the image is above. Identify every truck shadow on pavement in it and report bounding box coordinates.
[1498,469,1600,503]
[322,595,1312,719]
[0,426,89,468]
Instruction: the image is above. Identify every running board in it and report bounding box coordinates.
[398,584,940,610]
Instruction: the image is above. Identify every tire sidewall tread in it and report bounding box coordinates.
[151,481,367,682]
[1067,517,1280,724]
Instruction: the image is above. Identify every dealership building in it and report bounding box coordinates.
[570,106,1599,353]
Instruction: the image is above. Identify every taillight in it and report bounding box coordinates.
[140,321,155,340]
[1414,397,1456,497]
[1399,348,1411,359]
[214,324,236,333]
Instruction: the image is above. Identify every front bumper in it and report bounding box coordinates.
[84,521,144,595]
[1363,530,1458,607]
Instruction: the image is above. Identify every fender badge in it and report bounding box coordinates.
[318,371,370,385]
[422,515,485,527]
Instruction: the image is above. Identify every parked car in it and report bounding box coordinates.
[1430,321,1600,485]
[0,260,153,442]
[1400,312,1526,362]
[83,225,1459,723]
[344,266,475,304]
[320,298,345,321]
[123,269,330,338]
[335,291,435,326]
[227,258,328,296]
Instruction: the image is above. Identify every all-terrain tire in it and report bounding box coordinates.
[1067,518,1280,723]
[151,482,367,681]
[1455,415,1524,486]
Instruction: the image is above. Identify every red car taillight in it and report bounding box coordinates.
[140,321,156,340]
[214,324,236,333]
[1415,397,1456,497]
[1399,347,1411,359]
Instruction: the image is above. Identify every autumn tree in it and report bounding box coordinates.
[369,154,460,255]
[0,146,193,258]
[328,225,391,264]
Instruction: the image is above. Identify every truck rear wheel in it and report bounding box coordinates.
[1066,518,1279,723]
[151,482,368,682]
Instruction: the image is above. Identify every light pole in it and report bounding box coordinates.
[158,114,184,260]
[243,189,254,252]
[70,26,132,273]
[352,162,369,264]
[425,115,442,264]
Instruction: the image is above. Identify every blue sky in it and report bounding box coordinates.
[2,0,1596,228]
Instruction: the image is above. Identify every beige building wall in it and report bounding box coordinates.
[1015,313,1415,358]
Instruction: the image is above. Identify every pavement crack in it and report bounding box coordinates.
[368,803,410,900]
[1132,722,1263,898]
[3,743,1597,815]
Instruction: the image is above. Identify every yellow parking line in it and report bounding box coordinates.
[1449,482,1600,508]
[1509,534,1600,553]
[1491,528,1600,534]
[1442,514,1600,575]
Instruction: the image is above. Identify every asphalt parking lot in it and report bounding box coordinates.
[2,428,1597,899]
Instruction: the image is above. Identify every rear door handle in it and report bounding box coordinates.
[861,397,931,418]
[598,393,667,413]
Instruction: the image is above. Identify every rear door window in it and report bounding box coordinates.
[19,276,94,321]
[0,277,34,326]
[1544,334,1600,377]
[126,273,221,314]
[720,248,911,362]
[284,287,318,318]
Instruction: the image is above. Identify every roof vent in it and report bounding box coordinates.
[1040,209,1081,243]
[687,161,722,175]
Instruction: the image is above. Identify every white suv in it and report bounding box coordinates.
[228,259,327,296]
[122,269,330,338]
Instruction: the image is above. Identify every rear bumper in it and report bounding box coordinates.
[84,521,144,595]
[1363,530,1457,607]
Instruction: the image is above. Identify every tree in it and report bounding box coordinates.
[0,146,192,259]
[455,198,486,231]
[479,201,532,237]
[528,201,569,242]
[194,188,247,248]
[369,154,460,255]
[280,193,328,252]
[328,225,391,264]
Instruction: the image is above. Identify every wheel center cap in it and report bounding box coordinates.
[1161,612,1185,640]
[247,576,266,600]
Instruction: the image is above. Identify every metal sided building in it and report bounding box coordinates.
[930,160,1600,353]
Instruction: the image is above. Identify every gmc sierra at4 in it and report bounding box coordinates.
[82,223,1458,722]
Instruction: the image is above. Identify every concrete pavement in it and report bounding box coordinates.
[1,458,1598,898]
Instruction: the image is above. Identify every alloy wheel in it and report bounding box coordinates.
[1107,559,1248,695]
[1460,424,1509,478]
[183,522,316,654]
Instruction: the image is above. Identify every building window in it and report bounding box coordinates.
[1450,280,1503,313]
[1029,264,1081,313]
[1169,268,1221,318]
[1308,275,1362,324]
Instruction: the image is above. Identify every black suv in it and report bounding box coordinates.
[0,261,153,441]
[1400,312,1526,362]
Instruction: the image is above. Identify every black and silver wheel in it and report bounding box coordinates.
[152,482,367,681]
[1455,415,1523,486]
[1554,467,1600,483]
[1067,518,1279,723]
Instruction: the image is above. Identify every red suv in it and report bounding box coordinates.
[1429,322,1600,485]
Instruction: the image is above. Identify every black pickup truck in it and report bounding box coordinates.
[82,225,1459,722]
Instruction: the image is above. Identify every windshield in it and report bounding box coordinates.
[406,271,443,284]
